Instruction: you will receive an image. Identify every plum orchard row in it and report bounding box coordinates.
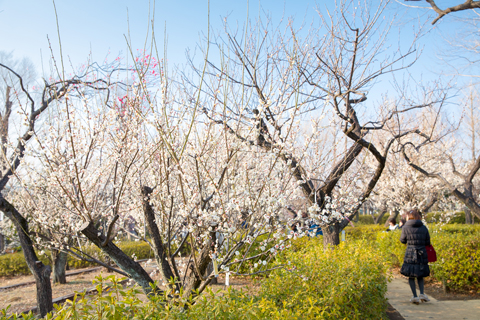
[2,0,480,317]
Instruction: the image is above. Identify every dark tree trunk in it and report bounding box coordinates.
[465,207,473,224]
[141,186,179,290]
[182,232,216,299]
[323,223,341,248]
[373,209,387,225]
[371,201,388,225]
[0,233,4,252]
[384,209,399,227]
[451,188,480,221]
[79,221,161,296]
[320,143,364,196]
[419,194,437,216]
[0,197,53,317]
[35,261,53,315]
[52,249,68,284]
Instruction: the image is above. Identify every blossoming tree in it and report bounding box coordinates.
[0,57,125,316]
[192,0,443,246]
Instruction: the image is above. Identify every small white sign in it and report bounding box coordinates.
[212,254,219,277]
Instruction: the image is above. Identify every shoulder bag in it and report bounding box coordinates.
[426,244,437,263]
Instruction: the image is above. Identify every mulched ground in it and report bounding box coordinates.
[424,278,480,301]
[386,303,405,320]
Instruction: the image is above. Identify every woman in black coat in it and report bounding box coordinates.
[400,209,431,304]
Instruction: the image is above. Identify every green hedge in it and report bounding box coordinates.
[354,214,389,226]
[0,241,154,277]
[429,224,480,235]
[4,238,388,320]
[344,225,385,241]
[376,224,480,291]
[430,233,480,290]
[356,211,479,225]
[67,240,154,270]
[424,211,479,224]
[254,237,389,319]
[376,230,405,268]
[0,252,35,277]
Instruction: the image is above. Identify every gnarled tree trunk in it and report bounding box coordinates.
[51,249,68,284]
[182,233,215,299]
[371,201,388,225]
[419,194,438,217]
[465,207,474,224]
[0,233,4,252]
[79,221,160,296]
[141,186,179,290]
[373,209,387,225]
[0,197,53,317]
[323,223,341,248]
[454,190,480,221]
[384,209,399,227]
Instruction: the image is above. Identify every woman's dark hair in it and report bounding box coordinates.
[388,217,397,225]
[399,217,406,225]
[406,209,422,220]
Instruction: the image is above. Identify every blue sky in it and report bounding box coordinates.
[0,1,477,104]
[0,1,430,67]
[0,0,323,73]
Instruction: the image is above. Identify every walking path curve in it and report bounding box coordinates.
[387,277,480,320]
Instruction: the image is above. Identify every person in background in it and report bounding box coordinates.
[400,209,431,304]
[307,220,323,236]
[386,217,398,231]
[398,216,406,229]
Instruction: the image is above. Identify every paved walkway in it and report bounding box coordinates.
[387,277,480,320]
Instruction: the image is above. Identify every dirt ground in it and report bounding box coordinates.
[424,278,480,301]
[1,267,124,314]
